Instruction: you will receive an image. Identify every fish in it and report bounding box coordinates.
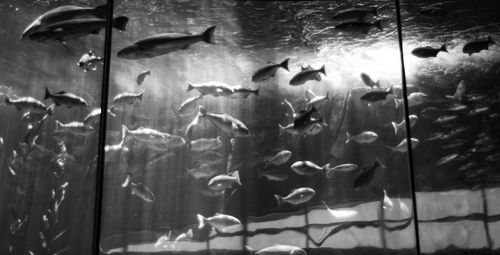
[436,153,459,165]
[44,88,88,108]
[293,105,318,129]
[21,4,108,39]
[335,20,382,34]
[411,45,447,58]
[121,125,175,144]
[190,136,222,153]
[433,115,457,124]
[104,140,129,162]
[187,81,234,97]
[275,187,315,206]
[279,117,326,137]
[396,92,427,108]
[387,138,419,153]
[123,176,156,203]
[259,150,292,168]
[360,72,380,89]
[290,161,331,176]
[445,80,465,101]
[252,58,289,82]
[421,106,443,119]
[208,171,241,191]
[185,112,201,141]
[258,168,290,182]
[448,103,467,111]
[326,163,358,178]
[111,91,143,109]
[467,106,489,116]
[192,151,224,165]
[154,232,172,249]
[463,36,496,56]
[353,158,384,189]
[117,26,216,59]
[360,86,393,104]
[173,229,193,243]
[136,70,151,85]
[186,163,218,179]
[198,106,250,137]
[306,91,330,108]
[466,94,486,102]
[419,7,449,17]
[331,7,378,23]
[441,139,467,149]
[383,189,393,209]
[246,244,306,255]
[231,86,259,98]
[289,65,326,86]
[177,95,203,116]
[77,50,103,72]
[282,98,298,118]
[55,120,94,136]
[28,16,128,43]
[197,213,241,231]
[391,115,418,135]
[5,97,54,115]
[346,131,378,144]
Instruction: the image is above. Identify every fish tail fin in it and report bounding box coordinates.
[198,105,207,117]
[138,91,144,101]
[440,44,448,53]
[121,124,130,141]
[391,122,399,135]
[374,20,383,30]
[388,86,394,94]
[233,170,241,185]
[187,82,194,92]
[280,58,290,71]
[319,65,326,76]
[93,3,108,19]
[112,16,129,31]
[278,124,285,137]
[47,104,55,115]
[196,214,206,229]
[274,194,283,207]
[488,36,496,45]
[203,26,216,44]
[346,131,352,143]
[254,88,259,97]
[44,87,51,99]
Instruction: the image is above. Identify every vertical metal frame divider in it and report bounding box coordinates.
[92,0,114,254]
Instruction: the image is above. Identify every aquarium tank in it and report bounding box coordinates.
[0,0,499,255]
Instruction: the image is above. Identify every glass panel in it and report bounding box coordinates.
[101,1,417,254]
[0,0,110,254]
[400,0,500,254]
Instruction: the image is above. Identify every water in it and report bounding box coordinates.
[0,0,499,255]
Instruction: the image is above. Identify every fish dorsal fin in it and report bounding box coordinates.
[56,91,66,94]
[215,212,221,216]
[301,65,313,71]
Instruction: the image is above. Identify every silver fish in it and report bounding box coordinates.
[192,151,224,165]
[252,58,289,82]
[117,26,216,59]
[275,187,315,206]
[326,163,358,178]
[208,171,241,191]
[346,131,378,144]
[387,138,419,153]
[436,153,459,165]
[178,95,203,115]
[136,70,151,85]
[122,125,174,144]
[5,97,54,115]
[289,65,326,86]
[197,213,240,231]
[187,163,218,179]
[290,161,331,176]
[45,88,88,108]
[83,108,115,126]
[231,86,259,99]
[306,90,330,108]
[391,115,418,135]
[55,120,94,136]
[187,81,234,97]
[77,50,103,72]
[112,91,144,107]
[190,136,222,152]
[260,150,292,168]
[199,106,250,137]
[123,176,156,203]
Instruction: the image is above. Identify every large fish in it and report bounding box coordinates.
[289,65,326,86]
[331,7,378,23]
[55,120,94,136]
[251,58,289,82]
[21,4,108,39]
[335,20,382,34]
[275,187,315,206]
[5,97,54,115]
[197,213,241,232]
[411,45,447,58]
[117,26,216,59]
[463,36,496,56]
[187,81,234,97]
[246,244,306,255]
[198,106,250,137]
[44,88,88,107]
[28,16,128,43]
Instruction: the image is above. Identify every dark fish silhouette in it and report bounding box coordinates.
[419,7,449,18]
[335,20,382,34]
[331,7,377,23]
[353,159,384,189]
[463,36,496,56]
[293,105,317,129]
[360,86,393,103]
[411,45,447,58]
[252,58,289,82]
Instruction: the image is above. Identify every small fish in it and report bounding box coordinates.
[396,92,428,108]
[187,163,218,179]
[411,45,447,58]
[252,58,289,82]
[436,153,459,165]
[306,91,330,108]
[198,106,250,137]
[208,171,241,191]
[346,131,378,144]
[55,120,94,136]
[466,94,486,102]
[391,115,418,135]
[463,36,496,56]
[259,150,292,168]
[421,106,443,119]
[5,97,54,115]
[122,125,175,144]
[290,161,331,176]
[331,7,377,23]
[467,106,489,116]
[197,213,241,231]
[246,244,306,255]
[326,163,358,178]
[28,16,128,43]
[124,176,156,203]
[258,168,289,182]
[77,50,103,72]
[275,187,315,206]
[360,72,380,89]
[177,95,203,116]
[279,117,325,137]
[335,20,382,34]
[433,115,457,124]
[187,81,234,97]
[231,86,259,98]
[45,88,88,108]
[185,112,201,141]
[360,86,393,104]
[353,159,384,189]
[387,138,419,153]
[190,136,222,153]
[441,139,467,149]
[445,80,466,101]
[117,26,216,59]
[136,70,151,85]
[112,91,144,107]
[289,65,326,86]
[448,103,467,111]
[192,151,224,165]
[419,6,449,17]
